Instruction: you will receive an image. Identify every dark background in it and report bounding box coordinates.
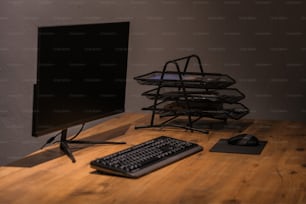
[0,0,305,165]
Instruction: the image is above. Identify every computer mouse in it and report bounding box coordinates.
[227,133,259,146]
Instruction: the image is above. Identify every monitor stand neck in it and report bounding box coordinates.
[59,129,126,163]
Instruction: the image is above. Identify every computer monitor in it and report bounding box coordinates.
[32,22,130,162]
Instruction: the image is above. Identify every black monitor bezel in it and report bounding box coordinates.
[32,21,130,137]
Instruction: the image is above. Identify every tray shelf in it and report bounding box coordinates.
[142,102,249,120]
[142,87,245,104]
[134,71,235,89]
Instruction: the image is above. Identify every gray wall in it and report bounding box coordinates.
[0,0,305,165]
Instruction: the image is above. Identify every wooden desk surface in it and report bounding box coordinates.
[0,113,305,204]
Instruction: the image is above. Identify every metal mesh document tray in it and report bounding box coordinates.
[134,71,235,89]
[133,54,250,133]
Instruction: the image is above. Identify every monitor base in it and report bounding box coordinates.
[59,129,126,163]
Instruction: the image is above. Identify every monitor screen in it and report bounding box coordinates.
[32,22,130,137]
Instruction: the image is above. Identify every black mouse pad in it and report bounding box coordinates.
[210,139,267,155]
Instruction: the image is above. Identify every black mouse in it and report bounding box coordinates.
[228,134,259,146]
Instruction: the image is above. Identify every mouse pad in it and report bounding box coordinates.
[210,139,267,155]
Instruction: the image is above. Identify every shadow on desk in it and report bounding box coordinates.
[167,118,252,132]
[7,119,252,168]
[7,124,130,168]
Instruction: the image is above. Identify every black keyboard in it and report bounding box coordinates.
[90,136,203,178]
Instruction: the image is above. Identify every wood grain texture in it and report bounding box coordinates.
[0,113,305,204]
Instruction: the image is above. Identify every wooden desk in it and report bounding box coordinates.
[0,113,305,204]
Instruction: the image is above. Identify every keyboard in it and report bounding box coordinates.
[90,136,203,178]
